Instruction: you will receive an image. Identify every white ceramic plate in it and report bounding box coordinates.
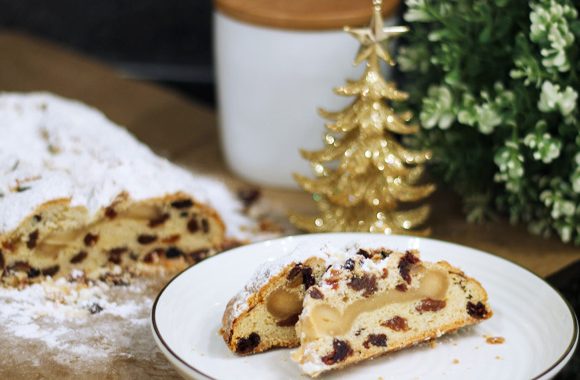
[151,233,578,380]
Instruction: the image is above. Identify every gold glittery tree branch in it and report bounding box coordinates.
[291,0,435,235]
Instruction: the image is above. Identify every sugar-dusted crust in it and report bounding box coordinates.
[292,248,492,377]
[0,93,249,284]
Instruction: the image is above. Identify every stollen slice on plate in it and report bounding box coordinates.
[291,247,492,377]
[221,243,343,354]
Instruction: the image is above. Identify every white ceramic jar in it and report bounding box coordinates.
[214,0,399,188]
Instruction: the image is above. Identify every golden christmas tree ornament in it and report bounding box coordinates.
[291,0,435,235]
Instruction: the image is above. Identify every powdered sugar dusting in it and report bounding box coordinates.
[0,92,251,238]
[0,274,179,377]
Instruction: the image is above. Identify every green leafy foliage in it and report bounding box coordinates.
[400,0,580,244]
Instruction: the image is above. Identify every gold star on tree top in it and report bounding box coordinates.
[345,0,409,66]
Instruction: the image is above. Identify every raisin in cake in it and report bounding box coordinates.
[291,247,492,377]
[0,93,248,285]
[220,243,346,355]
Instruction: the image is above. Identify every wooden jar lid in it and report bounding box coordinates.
[214,0,401,30]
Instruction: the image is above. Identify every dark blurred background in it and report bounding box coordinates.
[0,1,577,377]
[0,0,216,105]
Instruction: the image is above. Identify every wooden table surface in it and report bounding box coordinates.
[0,31,578,378]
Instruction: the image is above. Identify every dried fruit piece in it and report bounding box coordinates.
[137,234,158,245]
[201,219,210,233]
[70,251,88,264]
[348,274,378,297]
[105,206,117,219]
[395,283,408,292]
[0,250,4,269]
[287,263,303,281]
[165,247,183,259]
[88,303,103,314]
[186,248,210,263]
[467,301,490,319]
[321,339,353,365]
[309,287,324,300]
[276,313,300,327]
[108,247,128,264]
[363,334,387,349]
[236,332,261,354]
[381,316,409,331]
[171,199,193,209]
[27,230,39,249]
[343,258,355,271]
[187,217,199,233]
[416,298,447,313]
[83,233,99,247]
[149,213,170,228]
[41,265,60,277]
[27,267,40,278]
[398,251,420,284]
[302,266,315,289]
[357,249,371,258]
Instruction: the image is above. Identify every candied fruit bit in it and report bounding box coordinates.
[105,206,117,219]
[27,230,39,249]
[70,251,88,264]
[33,214,42,222]
[83,233,99,247]
[162,234,181,244]
[149,213,170,228]
[276,313,300,327]
[381,268,389,279]
[137,234,158,245]
[467,301,490,319]
[343,258,355,271]
[321,339,353,365]
[363,334,387,349]
[416,298,447,313]
[237,188,261,208]
[302,266,315,289]
[143,249,164,264]
[348,274,378,297]
[41,265,60,277]
[398,251,420,284]
[171,199,193,209]
[187,217,199,233]
[381,316,409,331]
[235,332,261,354]
[309,287,324,300]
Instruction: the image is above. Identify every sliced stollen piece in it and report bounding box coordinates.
[0,92,249,286]
[221,242,345,355]
[291,247,492,377]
